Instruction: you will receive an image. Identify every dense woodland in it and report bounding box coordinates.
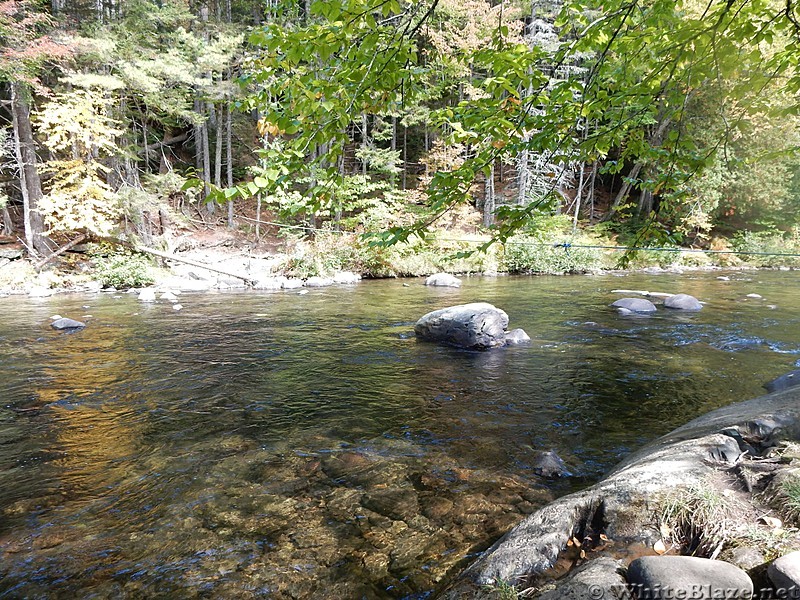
[1,0,799,272]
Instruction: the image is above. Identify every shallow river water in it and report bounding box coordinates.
[1,270,799,598]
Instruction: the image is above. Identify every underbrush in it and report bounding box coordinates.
[91,248,156,288]
[730,229,800,268]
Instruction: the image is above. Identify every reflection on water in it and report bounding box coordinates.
[1,271,799,598]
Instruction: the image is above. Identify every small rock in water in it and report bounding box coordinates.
[425,273,461,288]
[664,293,703,311]
[532,450,571,478]
[717,276,731,281]
[504,328,531,345]
[746,293,763,299]
[172,304,183,311]
[611,297,657,313]
[160,291,179,302]
[298,289,309,295]
[611,289,649,295]
[50,317,86,331]
[138,288,157,302]
[50,314,63,321]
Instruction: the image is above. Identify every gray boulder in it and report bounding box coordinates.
[536,557,627,600]
[425,273,462,288]
[627,556,753,600]
[765,370,800,393]
[333,271,361,284]
[611,297,657,313]
[664,293,703,310]
[51,318,86,331]
[505,328,531,345]
[415,303,508,349]
[768,551,800,599]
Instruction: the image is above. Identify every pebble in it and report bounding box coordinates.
[746,293,763,299]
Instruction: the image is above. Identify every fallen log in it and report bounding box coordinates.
[133,244,256,286]
[34,234,87,271]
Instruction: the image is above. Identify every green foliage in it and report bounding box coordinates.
[730,229,800,268]
[92,250,155,289]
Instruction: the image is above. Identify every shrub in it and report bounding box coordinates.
[93,251,155,288]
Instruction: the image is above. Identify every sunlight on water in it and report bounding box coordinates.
[0,271,799,598]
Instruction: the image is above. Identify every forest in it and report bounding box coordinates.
[1,0,800,282]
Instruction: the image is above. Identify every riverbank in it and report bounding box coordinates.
[1,220,799,298]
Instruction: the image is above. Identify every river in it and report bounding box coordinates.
[1,270,798,598]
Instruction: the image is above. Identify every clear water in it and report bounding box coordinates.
[1,271,799,598]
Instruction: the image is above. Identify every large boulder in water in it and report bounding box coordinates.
[611,297,657,313]
[628,556,753,600]
[415,303,509,349]
[664,293,703,311]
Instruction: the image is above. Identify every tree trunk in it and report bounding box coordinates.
[214,103,223,188]
[361,113,368,176]
[10,82,50,255]
[226,101,234,228]
[1,204,12,235]
[484,163,495,227]
[602,162,644,222]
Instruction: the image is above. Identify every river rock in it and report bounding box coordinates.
[333,271,361,284]
[505,328,531,345]
[764,370,800,393]
[537,557,627,600]
[253,277,285,290]
[414,303,509,349]
[0,247,22,260]
[747,293,763,299]
[627,556,753,600]
[138,288,157,302]
[282,278,304,289]
[50,318,86,331]
[425,273,462,288]
[768,551,800,598]
[611,297,657,313]
[305,276,334,288]
[664,293,703,310]
[727,546,766,572]
[160,291,179,302]
[532,450,571,478]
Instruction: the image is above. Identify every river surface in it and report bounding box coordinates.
[1,270,799,599]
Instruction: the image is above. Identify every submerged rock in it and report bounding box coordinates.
[532,450,571,478]
[764,369,800,393]
[611,297,657,313]
[627,556,753,600]
[664,293,703,310]
[425,273,461,288]
[50,317,86,331]
[537,557,627,600]
[414,303,509,349]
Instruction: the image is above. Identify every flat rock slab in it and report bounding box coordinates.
[415,303,508,349]
[51,318,86,330]
[425,273,462,287]
[628,556,753,599]
[505,328,531,345]
[611,298,657,313]
[664,293,703,310]
[768,551,800,598]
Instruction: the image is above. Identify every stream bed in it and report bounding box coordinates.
[1,270,799,598]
